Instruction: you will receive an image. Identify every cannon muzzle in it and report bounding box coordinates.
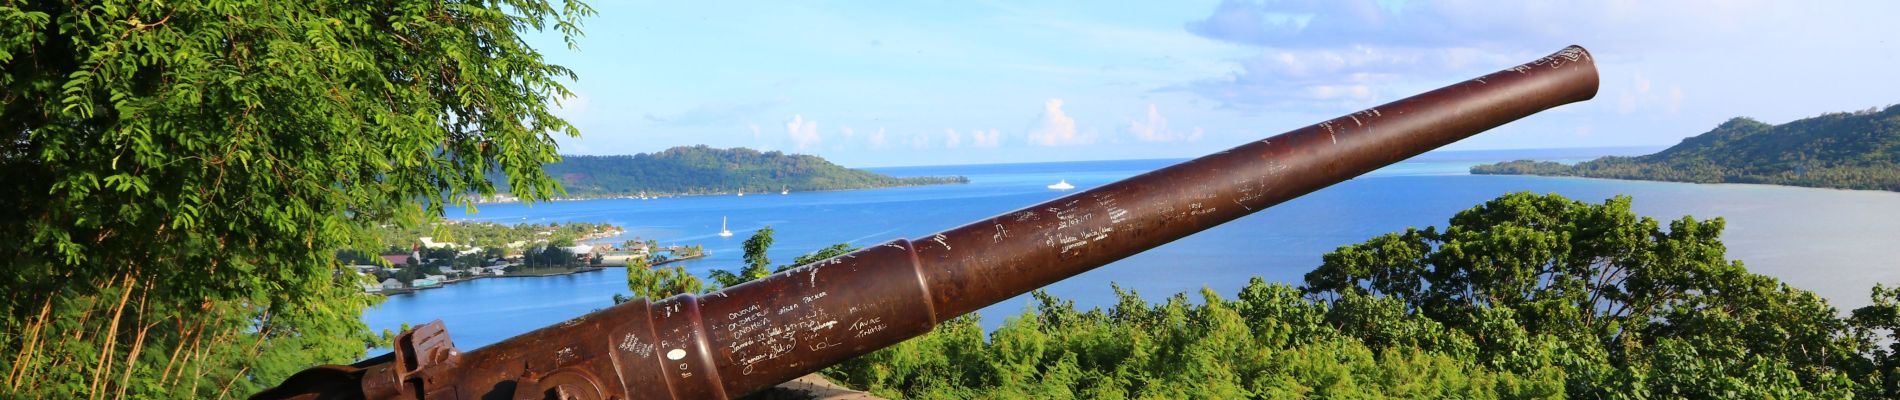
[257,45,1598,399]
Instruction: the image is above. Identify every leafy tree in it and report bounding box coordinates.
[1851,284,1900,397]
[0,1,592,397]
[777,243,861,273]
[612,252,704,305]
[744,226,776,272]
[1302,192,1870,397]
[823,192,1896,399]
[826,281,1566,399]
[712,226,776,287]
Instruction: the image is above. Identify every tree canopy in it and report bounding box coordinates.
[823,192,1900,399]
[1,1,591,397]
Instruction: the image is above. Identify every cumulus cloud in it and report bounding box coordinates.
[785,115,821,149]
[1617,71,1686,115]
[1027,99,1091,146]
[909,131,932,149]
[867,128,889,149]
[1184,46,1495,109]
[970,128,1002,147]
[1126,104,1201,142]
[942,128,1005,148]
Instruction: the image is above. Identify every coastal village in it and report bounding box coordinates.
[348,221,704,294]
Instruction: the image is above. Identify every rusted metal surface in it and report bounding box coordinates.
[254,45,1599,400]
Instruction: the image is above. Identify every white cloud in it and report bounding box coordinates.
[1027,99,1090,146]
[1185,0,1769,51]
[785,115,822,149]
[943,128,1004,148]
[1667,86,1685,114]
[1178,0,1774,109]
[867,128,889,149]
[970,128,1002,147]
[1184,46,1480,108]
[909,131,932,149]
[1128,104,1167,142]
[1616,71,1686,115]
[1126,104,1204,143]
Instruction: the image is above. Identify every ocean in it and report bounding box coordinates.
[363,148,1900,349]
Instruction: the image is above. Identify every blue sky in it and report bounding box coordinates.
[531,1,1900,167]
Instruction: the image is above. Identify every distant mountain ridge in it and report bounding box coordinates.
[525,146,967,197]
[1472,105,1900,191]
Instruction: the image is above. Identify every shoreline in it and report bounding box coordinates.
[470,180,970,205]
[374,267,609,296]
[1474,172,1900,196]
[373,250,708,297]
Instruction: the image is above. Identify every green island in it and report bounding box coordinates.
[1473,105,1900,191]
[493,145,969,200]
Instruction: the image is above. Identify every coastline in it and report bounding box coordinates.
[373,267,609,296]
[472,180,970,205]
[1474,172,1900,195]
[373,251,709,297]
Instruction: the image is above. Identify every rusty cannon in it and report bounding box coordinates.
[256,45,1599,400]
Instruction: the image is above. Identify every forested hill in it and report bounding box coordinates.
[1472,104,1900,191]
[524,146,967,197]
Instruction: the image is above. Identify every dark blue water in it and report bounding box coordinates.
[364,149,1900,349]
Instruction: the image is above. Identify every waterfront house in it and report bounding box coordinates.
[413,277,441,288]
[361,281,382,293]
[380,278,403,291]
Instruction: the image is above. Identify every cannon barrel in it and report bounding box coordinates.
[257,45,1598,399]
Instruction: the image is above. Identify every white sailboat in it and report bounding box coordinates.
[718,217,734,237]
[780,185,789,195]
[1047,180,1075,190]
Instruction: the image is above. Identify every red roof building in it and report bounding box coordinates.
[381,254,412,266]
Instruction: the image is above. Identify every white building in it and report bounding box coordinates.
[418,237,455,249]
